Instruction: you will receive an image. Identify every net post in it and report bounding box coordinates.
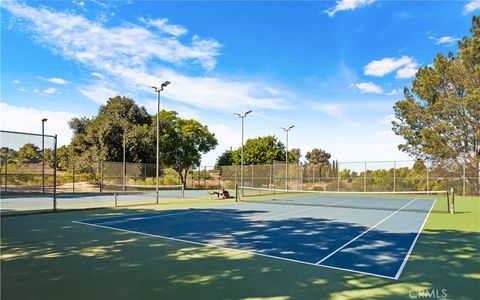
[235,184,239,202]
[114,192,118,207]
[53,135,58,212]
[181,183,185,199]
[449,187,455,214]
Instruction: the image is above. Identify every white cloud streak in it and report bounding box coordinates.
[139,17,188,37]
[434,36,460,46]
[324,0,377,17]
[43,87,57,94]
[354,81,383,94]
[463,0,480,14]
[2,1,290,112]
[364,56,419,79]
[38,76,70,85]
[0,102,75,146]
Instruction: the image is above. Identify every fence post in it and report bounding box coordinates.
[463,160,466,196]
[53,135,57,212]
[426,161,430,194]
[269,164,272,188]
[364,162,367,192]
[4,149,8,192]
[312,164,315,189]
[337,161,340,192]
[393,161,396,192]
[204,166,207,188]
[72,161,75,193]
[251,165,253,188]
[100,161,103,192]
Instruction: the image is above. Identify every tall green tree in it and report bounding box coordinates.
[69,96,152,162]
[231,136,285,165]
[157,110,217,185]
[288,148,302,163]
[17,143,41,164]
[305,148,331,166]
[392,16,480,194]
[216,150,234,167]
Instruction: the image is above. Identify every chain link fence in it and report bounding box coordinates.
[219,159,479,196]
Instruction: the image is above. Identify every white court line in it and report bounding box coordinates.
[393,199,436,279]
[72,220,396,280]
[260,199,354,220]
[315,198,418,265]
[78,210,197,225]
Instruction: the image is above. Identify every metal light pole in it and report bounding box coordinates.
[281,125,294,190]
[234,110,252,189]
[42,118,48,194]
[150,81,171,203]
[123,133,126,192]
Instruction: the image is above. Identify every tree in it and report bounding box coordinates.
[392,16,480,194]
[69,96,153,162]
[216,150,233,167]
[305,148,331,166]
[17,143,41,164]
[288,148,302,163]
[231,136,285,165]
[157,110,218,186]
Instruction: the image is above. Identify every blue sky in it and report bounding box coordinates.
[1,0,478,165]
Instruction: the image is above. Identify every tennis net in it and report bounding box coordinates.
[103,184,185,206]
[236,186,454,214]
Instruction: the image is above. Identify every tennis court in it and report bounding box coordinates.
[0,188,208,213]
[74,188,440,279]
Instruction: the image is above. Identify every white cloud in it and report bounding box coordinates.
[434,36,460,46]
[18,87,26,92]
[91,72,104,79]
[12,79,20,84]
[73,1,85,8]
[0,102,75,146]
[43,87,57,94]
[2,1,290,112]
[324,0,377,17]
[364,56,419,79]
[139,17,188,37]
[38,76,70,85]
[395,63,419,79]
[3,1,222,70]
[378,114,397,125]
[312,103,343,119]
[354,81,383,94]
[265,86,280,96]
[463,0,480,14]
[78,84,118,104]
[387,88,402,96]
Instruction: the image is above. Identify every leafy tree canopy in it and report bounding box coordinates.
[17,143,41,164]
[392,16,480,193]
[305,148,331,165]
[216,150,233,167]
[231,136,285,165]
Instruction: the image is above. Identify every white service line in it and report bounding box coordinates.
[393,199,436,279]
[315,198,418,265]
[78,210,197,225]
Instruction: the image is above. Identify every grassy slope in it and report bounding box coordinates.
[1,196,479,300]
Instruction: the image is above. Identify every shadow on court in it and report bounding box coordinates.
[1,204,479,299]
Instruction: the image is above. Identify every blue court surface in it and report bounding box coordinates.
[74,196,435,279]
